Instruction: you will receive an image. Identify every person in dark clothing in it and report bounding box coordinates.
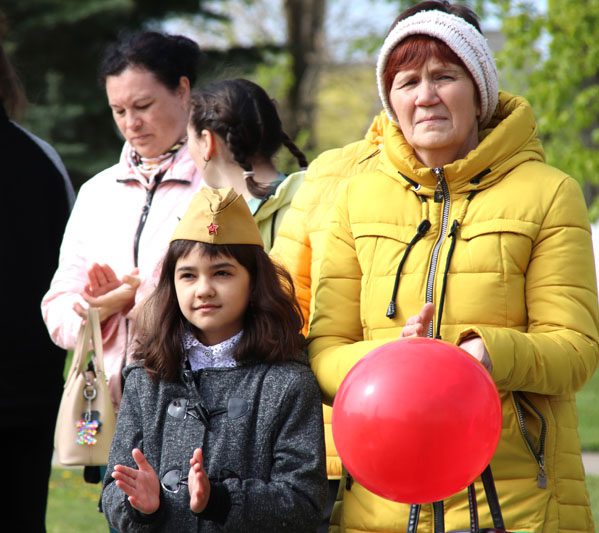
[0,14,74,531]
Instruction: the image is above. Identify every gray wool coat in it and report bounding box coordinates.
[101,358,327,532]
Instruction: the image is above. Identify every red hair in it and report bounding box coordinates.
[383,35,478,102]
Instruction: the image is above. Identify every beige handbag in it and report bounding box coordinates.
[54,308,116,466]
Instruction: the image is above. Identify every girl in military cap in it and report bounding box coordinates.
[101,186,327,532]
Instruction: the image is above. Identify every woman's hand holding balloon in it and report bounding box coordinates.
[401,302,492,372]
[459,336,492,372]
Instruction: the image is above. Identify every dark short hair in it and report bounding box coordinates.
[98,30,204,90]
[133,240,305,382]
[189,79,308,198]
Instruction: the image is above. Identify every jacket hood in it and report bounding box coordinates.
[123,360,145,380]
[364,110,391,147]
[381,91,545,197]
[253,170,305,223]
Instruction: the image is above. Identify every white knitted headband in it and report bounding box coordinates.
[376,9,499,128]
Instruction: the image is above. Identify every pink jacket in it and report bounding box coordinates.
[42,143,203,409]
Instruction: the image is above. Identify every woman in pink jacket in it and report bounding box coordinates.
[42,30,204,413]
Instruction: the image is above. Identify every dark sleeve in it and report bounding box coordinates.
[2,119,74,417]
[210,369,328,532]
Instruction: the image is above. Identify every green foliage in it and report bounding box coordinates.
[491,0,599,215]
[315,63,380,154]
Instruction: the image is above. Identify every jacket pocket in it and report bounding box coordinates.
[352,223,423,329]
[352,222,421,279]
[460,218,539,241]
[352,222,418,243]
[456,219,538,329]
[460,218,538,273]
[511,391,548,489]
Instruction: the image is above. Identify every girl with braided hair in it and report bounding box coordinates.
[187,78,307,251]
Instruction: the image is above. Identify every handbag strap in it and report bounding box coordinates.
[467,483,479,532]
[481,465,505,529]
[433,501,445,532]
[67,312,95,379]
[87,308,107,376]
[405,465,505,533]
[68,308,106,377]
[462,465,506,533]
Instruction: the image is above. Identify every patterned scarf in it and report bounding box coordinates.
[125,137,186,186]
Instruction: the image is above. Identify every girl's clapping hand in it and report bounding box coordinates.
[111,448,160,515]
[188,448,211,513]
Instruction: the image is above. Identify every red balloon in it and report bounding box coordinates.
[332,337,502,504]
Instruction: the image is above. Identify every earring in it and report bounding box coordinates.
[203,155,210,170]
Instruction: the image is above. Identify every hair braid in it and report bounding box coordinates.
[282,132,308,170]
[226,125,271,198]
[189,79,306,199]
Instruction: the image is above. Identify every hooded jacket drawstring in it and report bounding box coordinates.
[385,184,481,335]
[386,218,431,318]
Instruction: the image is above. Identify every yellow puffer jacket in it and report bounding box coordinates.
[309,92,599,533]
[271,111,390,482]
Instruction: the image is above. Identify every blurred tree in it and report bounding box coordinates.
[1,0,280,189]
[170,0,327,163]
[486,0,599,216]
[283,0,326,151]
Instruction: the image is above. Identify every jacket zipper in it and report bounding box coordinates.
[425,167,450,337]
[124,172,165,379]
[512,391,547,488]
[133,172,165,267]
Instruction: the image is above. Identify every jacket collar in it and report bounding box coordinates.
[252,171,304,223]
[380,91,545,197]
[117,142,198,185]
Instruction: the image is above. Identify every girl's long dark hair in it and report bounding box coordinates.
[133,240,305,382]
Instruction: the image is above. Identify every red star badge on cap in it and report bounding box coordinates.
[207,222,219,235]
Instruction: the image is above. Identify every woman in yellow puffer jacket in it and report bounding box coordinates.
[308,1,599,532]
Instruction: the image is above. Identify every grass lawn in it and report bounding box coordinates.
[47,467,107,532]
[48,353,599,529]
[46,467,599,530]
[589,476,599,528]
[577,368,599,451]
